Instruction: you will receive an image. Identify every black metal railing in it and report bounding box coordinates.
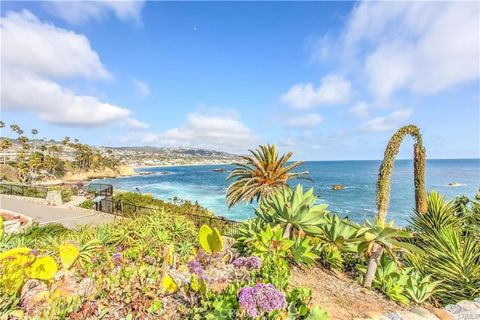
[0,182,242,237]
[87,183,113,198]
[0,183,49,198]
[97,198,242,237]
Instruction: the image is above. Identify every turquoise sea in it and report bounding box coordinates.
[98,159,480,226]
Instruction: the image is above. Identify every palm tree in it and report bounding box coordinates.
[363,124,427,288]
[226,144,305,208]
[0,139,12,164]
[62,136,70,146]
[31,128,38,151]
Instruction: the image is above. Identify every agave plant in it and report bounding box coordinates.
[364,125,427,288]
[290,236,319,266]
[349,218,422,288]
[226,144,305,208]
[256,184,328,238]
[405,271,442,304]
[249,224,294,259]
[371,255,411,305]
[352,219,421,258]
[233,218,270,255]
[318,214,359,253]
[316,214,359,270]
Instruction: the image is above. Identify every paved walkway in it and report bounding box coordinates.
[0,195,115,229]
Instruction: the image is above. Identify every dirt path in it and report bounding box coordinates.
[289,266,404,320]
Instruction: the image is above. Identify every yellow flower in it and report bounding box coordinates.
[59,241,80,269]
[0,247,32,261]
[28,256,58,281]
[161,275,178,294]
[0,247,35,294]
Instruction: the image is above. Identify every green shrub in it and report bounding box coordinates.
[60,189,73,203]
[19,222,70,240]
[78,199,94,209]
[113,192,213,217]
[408,192,480,304]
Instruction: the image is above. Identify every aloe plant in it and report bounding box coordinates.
[257,184,328,238]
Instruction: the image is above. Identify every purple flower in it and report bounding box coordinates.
[233,256,262,270]
[233,257,247,268]
[30,249,39,256]
[238,283,286,317]
[246,256,262,269]
[115,245,124,252]
[187,259,207,279]
[112,252,122,267]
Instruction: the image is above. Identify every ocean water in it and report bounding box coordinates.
[97,159,480,226]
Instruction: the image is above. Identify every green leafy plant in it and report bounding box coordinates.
[405,271,441,303]
[360,255,411,305]
[256,184,328,238]
[198,224,224,254]
[78,199,94,209]
[233,218,269,255]
[317,214,359,270]
[305,306,329,320]
[408,192,480,304]
[249,224,294,259]
[410,192,460,235]
[352,219,421,259]
[290,236,319,266]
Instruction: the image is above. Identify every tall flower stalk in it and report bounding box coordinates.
[363,125,427,288]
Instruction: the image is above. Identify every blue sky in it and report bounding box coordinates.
[1,1,479,160]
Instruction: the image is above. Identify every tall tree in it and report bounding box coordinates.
[363,124,427,288]
[0,139,12,165]
[226,144,304,208]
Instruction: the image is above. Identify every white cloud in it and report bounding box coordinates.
[1,10,110,80]
[361,108,413,132]
[286,113,323,128]
[349,102,369,118]
[120,111,259,152]
[1,10,144,128]
[133,78,151,97]
[281,74,351,109]
[344,1,480,100]
[125,118,149,130]
[45,1,145,25]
